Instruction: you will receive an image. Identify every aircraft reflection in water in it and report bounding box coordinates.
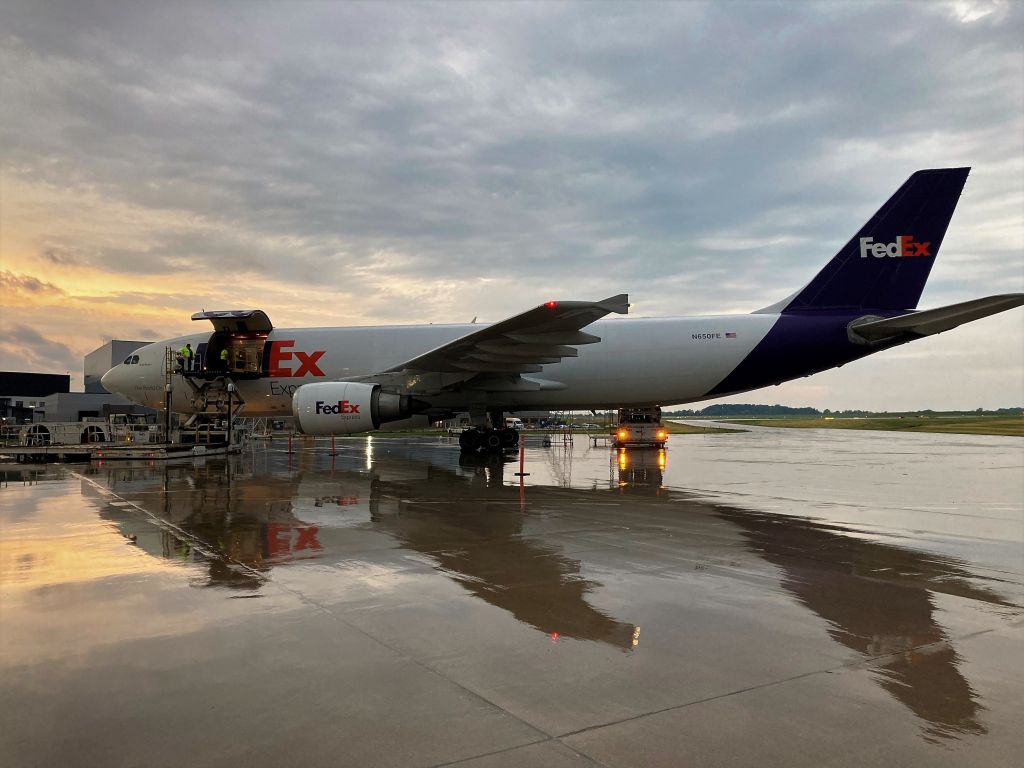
[713,505,1007,744]
[620,450,1004,743]
[624,450,1004,744]
[83,450,640,650]
[81,444,1016,742]
[376,452,641,649]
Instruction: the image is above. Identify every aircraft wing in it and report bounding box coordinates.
[343,294,628,392]
[849,294,1024,343]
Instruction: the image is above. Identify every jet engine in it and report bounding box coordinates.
[292,382,420,435]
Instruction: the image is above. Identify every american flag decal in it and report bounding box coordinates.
[725,332,737,339]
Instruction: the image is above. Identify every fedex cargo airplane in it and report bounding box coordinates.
[102,168,1023,449]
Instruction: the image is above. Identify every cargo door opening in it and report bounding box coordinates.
[186,310,276,382]
[195,332,268,380]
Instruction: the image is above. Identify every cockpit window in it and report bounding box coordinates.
[131,355,140,364]
[123,355,141,365]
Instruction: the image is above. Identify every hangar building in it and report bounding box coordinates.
[0,372,71,424]
[1,339,156,425]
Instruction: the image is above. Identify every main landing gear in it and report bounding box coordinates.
[458,426,519,453]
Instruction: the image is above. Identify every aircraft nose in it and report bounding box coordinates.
[100,366,124,396]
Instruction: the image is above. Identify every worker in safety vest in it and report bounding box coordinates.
[179,343,193,373]
[219,347,229,372]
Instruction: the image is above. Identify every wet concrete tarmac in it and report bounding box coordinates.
[1,428,1022,767]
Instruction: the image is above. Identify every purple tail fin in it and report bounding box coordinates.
[782,168,970,313]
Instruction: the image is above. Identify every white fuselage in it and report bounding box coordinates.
[104,314,780,416]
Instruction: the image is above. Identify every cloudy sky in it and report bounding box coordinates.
[2,0,1022,409]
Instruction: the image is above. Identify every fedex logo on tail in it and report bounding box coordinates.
[859,235,931,259]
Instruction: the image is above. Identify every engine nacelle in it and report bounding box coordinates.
[292,382,418,435]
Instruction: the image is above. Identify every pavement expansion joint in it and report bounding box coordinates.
[74,471,269,585]
[553,617,1019,746]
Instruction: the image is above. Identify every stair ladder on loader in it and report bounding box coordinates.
[163,346,176,441]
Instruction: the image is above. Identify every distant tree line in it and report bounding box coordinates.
[663,404,1024,418]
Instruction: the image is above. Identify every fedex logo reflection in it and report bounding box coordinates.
[266,524,322,559]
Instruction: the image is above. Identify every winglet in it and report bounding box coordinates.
[596,294,629,315]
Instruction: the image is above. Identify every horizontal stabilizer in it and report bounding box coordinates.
[849,293,1024,343]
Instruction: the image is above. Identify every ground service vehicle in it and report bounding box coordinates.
[613,408,668,448]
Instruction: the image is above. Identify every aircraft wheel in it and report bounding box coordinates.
[500,428,518,448]
[458,429,480,452]
[484,430,503,452]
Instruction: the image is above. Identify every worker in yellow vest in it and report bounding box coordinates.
[179,343,193,373]
[219,347,229,373]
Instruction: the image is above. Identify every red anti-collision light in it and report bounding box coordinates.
[544,300,558,308]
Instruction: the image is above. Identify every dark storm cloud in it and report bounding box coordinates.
[0,324,76,371]
[2,0,1021,314]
